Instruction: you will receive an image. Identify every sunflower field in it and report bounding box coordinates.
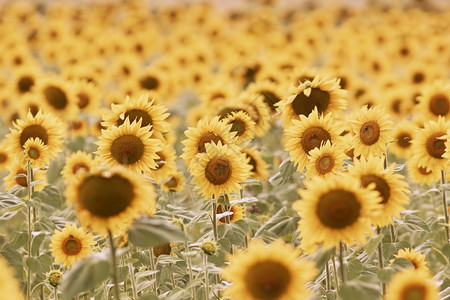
[1,0,450,299]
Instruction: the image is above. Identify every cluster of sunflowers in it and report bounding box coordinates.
[0,0,450,299]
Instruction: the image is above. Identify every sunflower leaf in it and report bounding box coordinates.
[128,216,186,248]
[32,184,62,209]
[338,280,381,299]
[217,220,249,247]
[398,214,431,233]
[363,233,384,261]
[254,207,299,238]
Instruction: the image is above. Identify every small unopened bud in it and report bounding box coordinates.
[201,240,218,255]
[47,269,63,287]
[172,217,185,231]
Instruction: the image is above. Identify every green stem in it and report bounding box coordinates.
[339,242,346,285]
[127,254,138,300]
[331,254,339,291]
[389,223,396,243]
[54,286,58,300]
[149,247,158,294]
[376,227,386,295]
[26,161,34,300]
[212,201,218,241]
[170,264,176,288]
[183,241,196,300]
[108,230,121,300]
[204,254,210,300]
[441,171,449,243]
[103,282,108,299]
[325,259,331,291]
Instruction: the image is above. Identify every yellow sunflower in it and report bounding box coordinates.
[350,105,394,158]
[240,146,269,181]
[102,93,171,141]
[69,120,88,138]
[390,248,428,271]
[294,174,381,253]
[222,111,256,145]
[190,142,251,200]
[23,138,50,168]
[3,158,46,192]
[386,269,439,300]
[6,110,65,160]
[278,74,347,127]
[416,80,450,120]
[146,145,177,184]
[407,156,441,187]
[95,118,163,173]
[49,223,96,269]
[389,120,417,160]
[246,80,283,113]
[284,108,343,173]
[180,116,235,168]
[0,257,23,300]
[348,155,410,228]
[161,171,186,193]
[305,140,346,179]
[0,140,12,171]
[238,91,271,137]
[66,166,155,235]
[61,151,96,184]
[18,93,41,118]
[217,203,245,224]
[410,117,449,172]
[10,65,40,96]
[72,79,101,114]
[222,239,316,300]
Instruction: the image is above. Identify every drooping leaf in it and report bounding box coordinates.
[254,207,299,238]
[217,220,249,247]
[128,216,185,248]
[32,184,62,209]
[338,280,380,299]
[363,233,384,261]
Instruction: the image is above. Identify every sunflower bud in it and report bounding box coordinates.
[201,240,217,255]
[47,269,63,287]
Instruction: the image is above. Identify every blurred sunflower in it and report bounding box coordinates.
[18,94,41,118]
[294,174,381,253]
[386,269,439,300]
[284,108,342,173]
[72,79,101,114]
[348,155,410,228]
[217,203,245,224]
[238,91,271,137]
[350,105,394,158]
[389,120,417,160]
[49,223,96,268]
[161,171,186,193]
[407,157,441,187]
[69,120,88,138]
[240,146,269,181]
[190,142,251,200]
[222,239,316,300]
[416,80,450,120]
[146,145,177,184]
[3,158,46,192]
[390,248,428,271]
[95,118,163,173]
[0,140,12,171]
[305,140,346,179]
[222,111,256,145]
[0,257,23,300]
[10,65,41,96]
[61,151,95,184]
[66,166,155,234]
[23,137,50,168]
[246,80,282,113]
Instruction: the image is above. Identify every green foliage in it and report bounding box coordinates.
[128,216,186,248]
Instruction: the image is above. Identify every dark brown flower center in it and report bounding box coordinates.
[412,72,425,84]
[15,169,28,187]
[139,76,159,90]
[78,174,135,218]
[360,174,391,204]
[301,127,331,154]
[117,109,153,128]
[317,189,361,229]
[401,285,426,300]
[70,121,83,130]
[418,166,431,175]
[154,152,166,169]
[20,124,49,148]
[18,76,34,93]
[245,153,257,173]
[429,94,449,116]
[260,90,280,112]
[425,131,445,159]
[359,120,380,145]
[291,87,330,117]
[27,147,40,160]
[166,176,178,188]
[230,119,246,136]
[0,153,7,163]
[315,154,334,174]
[197,132,224,153]
[62,235,82,256]
[43,86,68,110]
[152,242,172,257]
[392,99,402,114]
[72,162,89,174]
[396,133,412,148]
[110,134,145,165]
[245,261,291,299]
[205,157,231,185]
[77,92,89,109]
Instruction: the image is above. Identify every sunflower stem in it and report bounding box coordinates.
[338,242,346,285]
[170,263,176,288]
[149,247,158,295]
[376,227,386,295]
[127,253,138,300]
[331,254,339,291]
[103,282,108,299]
[389,222,396,243]
[108,229,121,300]
[325,259,331,291]
[26,161,34,300]
[441,170,449,243]
[203,253,210,300]
[212,201,218,241]
[183,241,196,300]
[53,286,58,300]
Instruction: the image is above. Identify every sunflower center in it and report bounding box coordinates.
[401,285,426,300]
[152,242,172,257]
[18,76,34,93]
[15,169,28,187]
[20,124,49,147]
[110,134,145,165]
[246,153,257,173]
[43,86,68,110]
[27,147,40,160]
[29,105,39,116]
[418,166,431,175]
[72,162,89,174]
[140,76,159,90]
[359,120,380,145]
[360,174,391,204]
[62,236,82,256]
[315,154,334,174]
[397,133,412,148]
[412,72,424,84]
[261,90,280,112]
[425,132,445,159]
[78,174,135,218]
[117,109,153,127]
[205,157,231,185]
[155,152,166,169]
[429,94,449,116]
[197,132,224,153]
[317,189,361,229]
[230,119,246,136]
[0,153,7,163]
[392,99,402,114]
[291,87,330,117]
[245,261,291,299]
[77,92,89,109]
[166,176,178,188]
[70,121,83,130]
[301,127,331,154]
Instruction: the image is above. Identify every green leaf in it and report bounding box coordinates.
[9,231,28,249]
[32,184,62,209]
[128,216,185,248]
[399,214,431,233]
[25,253,52,274]
[363,233,384,261]
[338,280,380,299]
[217,220,249,247]
[269,157,295,186]
[377,267,396,283]
[208,238,231,267]
[31,232,47,255]
[60,252,110,299]
[347,259,363,280]
[312,247,335,270]
[254,207,299,238]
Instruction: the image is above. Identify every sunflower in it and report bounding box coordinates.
[181,116,235,168]
[390,248,428,271]
[69,120,88,137]
[389,120,417,160]
[416,80,450,120]
[386,269,439,300]
[49,223,96,269]
[146,145,177,184]
[95,118,163,173]
[294,174,381,253]
[217,203,245,224]
[18,94,41,118]
[278,74,347,127]
[6,110,65,160]
[23,137,50,168]
[66,166,155,235]
[161,171,186,193]
[222,239,316,300]
[3,158,46,192]
[348,155,410,228]
[305,140,346,179]
[0,257,23,300]
[190,142,251,200]
[72,79,101,114]
[350,105,394,158]
[61,151,96,184]
[102,93,171,141]
[238,91,271,137]
[410,117,449,172]
[407,157,441,187]
[284,108,343,173]
[246,80,283,113]
[240,146,269,181]
[10,65,40,96]
[222,111,256,145]
[0,140,12,171]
